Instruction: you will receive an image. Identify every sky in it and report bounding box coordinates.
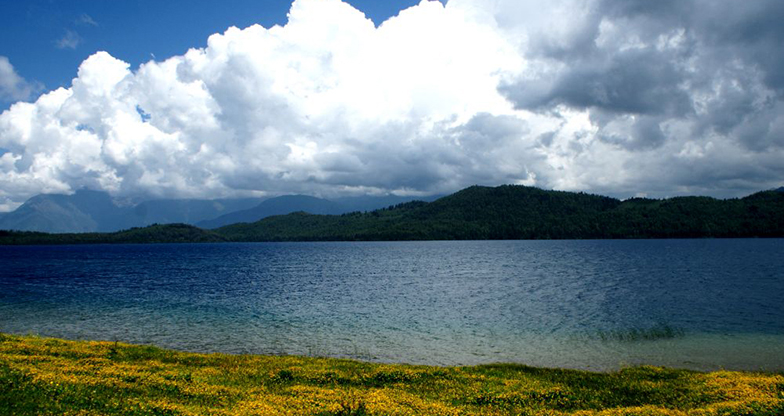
[0,0,783,211]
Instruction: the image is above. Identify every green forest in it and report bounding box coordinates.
[0,223,226,245]
[2,185,783,244]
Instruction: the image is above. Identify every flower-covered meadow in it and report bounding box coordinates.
[1,334,782,415]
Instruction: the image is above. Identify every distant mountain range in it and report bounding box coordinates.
[0,190,123,234]
[2,185,783,244]
[196,194,441,229]
[0,190,263,233]
[0,190,439,233]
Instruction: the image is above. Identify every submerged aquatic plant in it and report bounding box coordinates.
[597,324,686,342]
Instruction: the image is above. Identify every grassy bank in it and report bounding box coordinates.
[1,334,782,415]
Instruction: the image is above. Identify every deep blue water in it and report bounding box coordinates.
[1,239,783,371]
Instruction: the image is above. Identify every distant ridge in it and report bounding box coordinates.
[0,223,225,245]
[0,190,262,233]
[3,185,782,244]
[197,194,442,229]
[131,198,262,226]
[197,195,344,229]
[0,190,436,233]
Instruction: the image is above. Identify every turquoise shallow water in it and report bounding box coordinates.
[1,239,783,371]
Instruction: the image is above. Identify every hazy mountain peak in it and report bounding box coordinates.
[0,190,263,233]
[0,192,102,233]
[196,195,343,229]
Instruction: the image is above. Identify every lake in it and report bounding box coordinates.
[1,239,783,371]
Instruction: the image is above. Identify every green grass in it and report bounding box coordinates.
[1,333,782,415]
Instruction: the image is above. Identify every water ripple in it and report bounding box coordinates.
[1,239,783,370]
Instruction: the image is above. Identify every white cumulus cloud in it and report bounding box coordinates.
[1,0,783,211]
[0,56,39,103]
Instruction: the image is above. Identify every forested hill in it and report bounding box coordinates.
[0,224,226,245]
[216,185,784,241]
[2,185,783,244]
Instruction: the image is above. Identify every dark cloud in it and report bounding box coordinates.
[452,113,528,148]
[502,48,691,116]
[696,1,784,90]
[501,0,784,160]
[600,0,692,21]
[596,115,667,151]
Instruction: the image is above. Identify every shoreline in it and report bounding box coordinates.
[3,231,784,246]
[4,330,784,374]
